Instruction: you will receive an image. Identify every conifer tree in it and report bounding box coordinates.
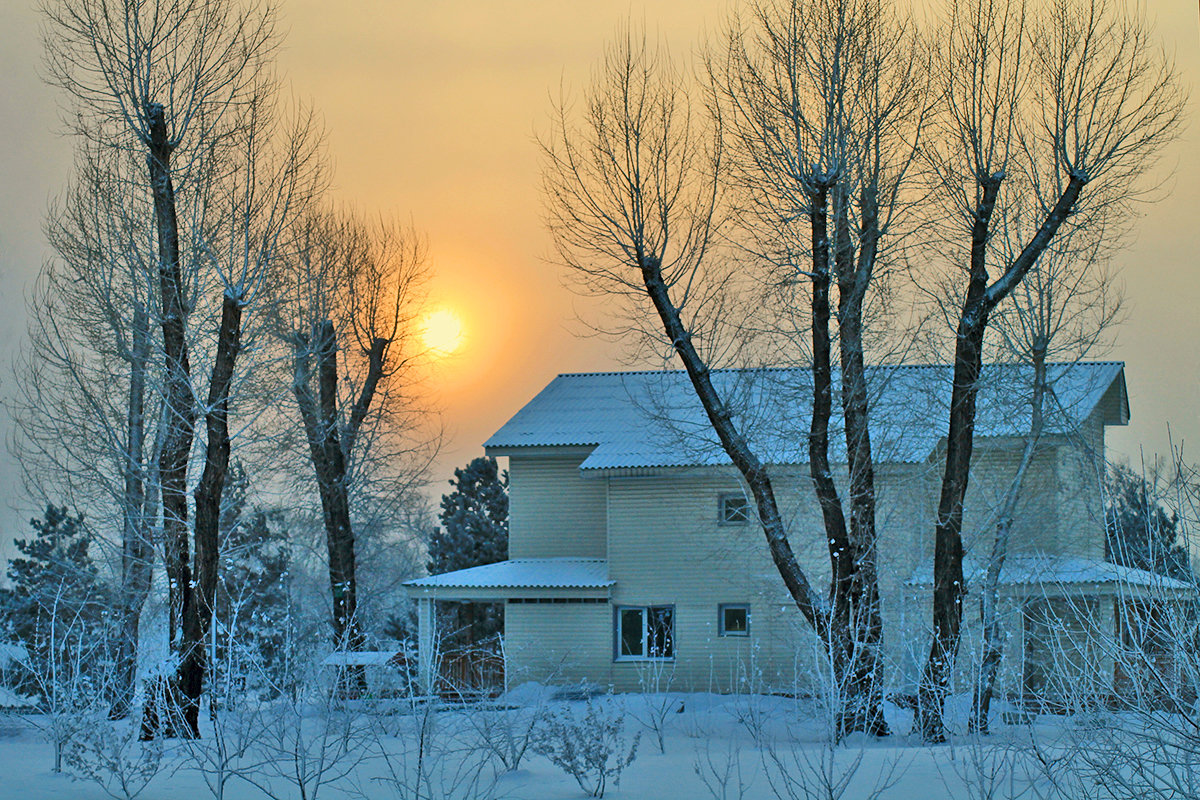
[427,457,509,649]
[213,466,293,697]
[1106,464,1192,582]
[0,505,108,698]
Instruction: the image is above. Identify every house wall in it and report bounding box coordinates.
[507,451,607,558]
[601,464,946,692]
[500,413,1114,700]
[954,443,1061,558]
[1056,411,1108,561]
[901,425,1109,697]
[876,460,939,684]
[603,468,814,692]
[1022,596,1109,704]
[503,602,614,686]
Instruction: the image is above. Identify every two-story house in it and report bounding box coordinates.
[405,362,1186,702]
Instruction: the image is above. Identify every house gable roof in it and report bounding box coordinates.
[485,362,1127,471]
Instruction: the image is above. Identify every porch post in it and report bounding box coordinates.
[417,596,436,695]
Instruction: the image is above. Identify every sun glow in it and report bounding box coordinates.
[419,307,466,356]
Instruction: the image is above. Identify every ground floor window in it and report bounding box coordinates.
[615,605,674,660]
[718,604,750,636]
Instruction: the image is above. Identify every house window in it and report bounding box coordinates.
[719,604,750,636]
[719,493,750,525]
[615,605,674,660]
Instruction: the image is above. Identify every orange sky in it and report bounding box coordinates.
[0,0,1197,550]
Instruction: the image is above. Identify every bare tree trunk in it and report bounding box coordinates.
[178,292,242,737]
[109,308,154,719]
[805,182,888,736]
[969,346,1047,733]
[146,102,195,660]
[918,174,1084,741]
[807,185,852,637]
[291,320,385,696]
[146,101,196,737]
[835,184,889,737]
[639,253,830,637]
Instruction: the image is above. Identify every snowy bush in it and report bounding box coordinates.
[466,688,550,772]
[693,731,753,800]
[175,699,274,800]
[64,718,166,800]
[633,657,680,753]
[937,732,1039,800]
[533,694,641,798]
[361,695,500,800]
[462,641,562,772]
[20,605,114,773]
[754,639,907,800]
[241,691,374,800]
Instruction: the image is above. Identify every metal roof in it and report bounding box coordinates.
[321,650,407,667]
[485,362,1127,470]
[906,553,1193,591]
[403,558,613,590]
[0,643,28,667]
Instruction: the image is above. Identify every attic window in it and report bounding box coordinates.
[719,493,751,525]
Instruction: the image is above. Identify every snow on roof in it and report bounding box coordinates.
[0,643,28,667]
[906,553,1194,591]
[0,687,34,708]
[404,558,612,590]
[321,650,408,667]
[484,363,1126,470]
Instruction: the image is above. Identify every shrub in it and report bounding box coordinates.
[533,695,640,798]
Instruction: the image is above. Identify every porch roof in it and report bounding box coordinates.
[906,553,1194,595]
[404,558,613,597]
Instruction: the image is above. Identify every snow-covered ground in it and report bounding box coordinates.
[0,690,1115,799]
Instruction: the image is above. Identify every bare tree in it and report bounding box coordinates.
[13,141,162,720]
[965,218,1123,733]
[41,0,279,657]
[541,20,848,711]
[916,0,1185,741]
[711,0,929,735]
[277,209,433,693]
[172,94,324,737]
[40,0,325,737]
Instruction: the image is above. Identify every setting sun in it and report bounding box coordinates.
[418,307,465,356]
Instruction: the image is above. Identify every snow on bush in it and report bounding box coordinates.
[533,693,641,798]
[64,717,165,800]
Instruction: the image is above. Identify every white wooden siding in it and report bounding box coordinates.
[502,419,1111,697]
[508,453,607,558]
[504,602,613,686]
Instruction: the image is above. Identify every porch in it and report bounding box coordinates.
[403,558,614,694]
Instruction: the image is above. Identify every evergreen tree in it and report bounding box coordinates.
[427,457,508,650]
[213,465,294,698]
[0,505,109,700]
[429,457,509,575]
[1106,464,1193,582]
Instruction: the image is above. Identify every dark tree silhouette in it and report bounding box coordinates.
[1106,464,1193,583]
[428,457,509,648]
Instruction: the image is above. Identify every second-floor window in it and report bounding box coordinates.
[616,605,674,660]
[719,493,750,525]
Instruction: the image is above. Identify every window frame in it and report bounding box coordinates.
[718,492,751,526]
[613,604,676,662]
[718,603,751,637]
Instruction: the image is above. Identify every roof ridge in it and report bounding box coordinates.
[555,361,1125,379]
